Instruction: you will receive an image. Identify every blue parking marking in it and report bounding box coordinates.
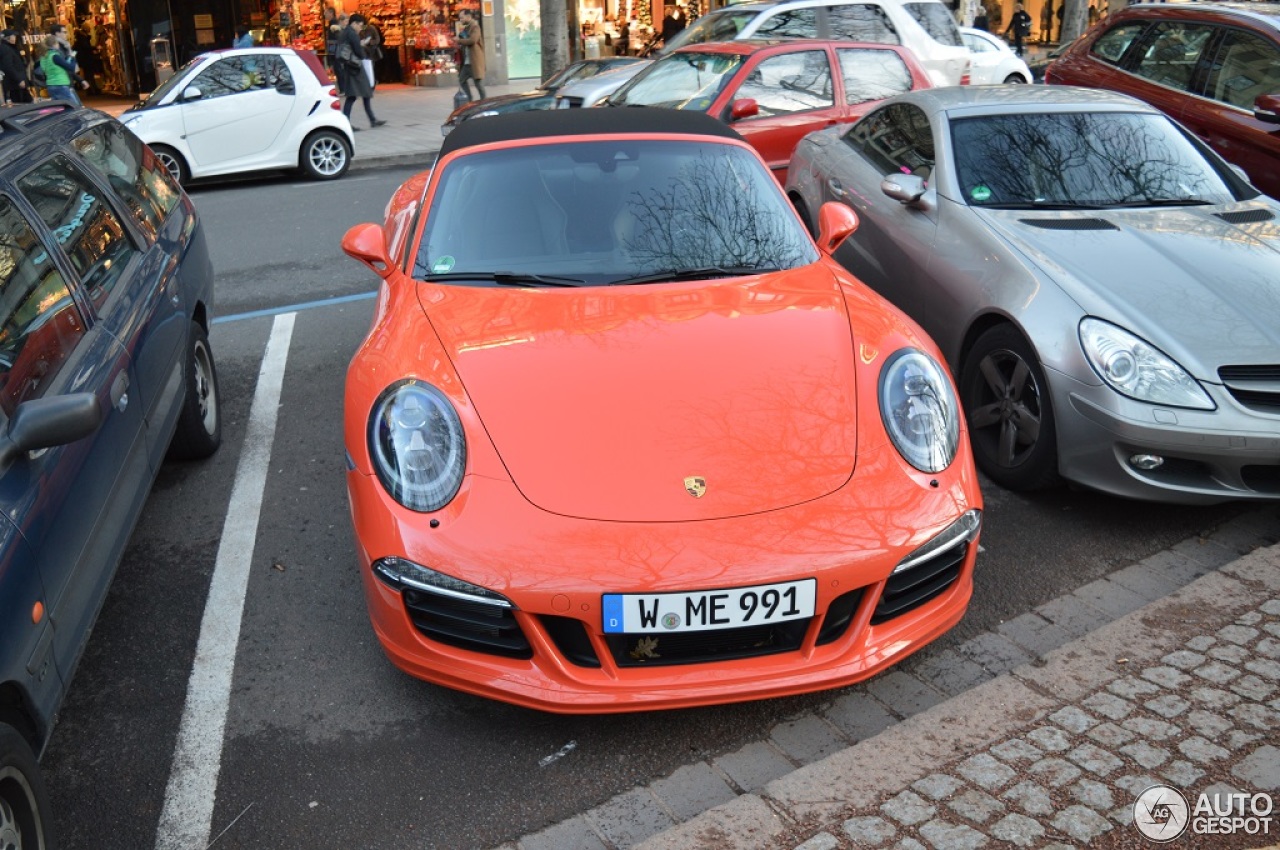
[214,291,377,325]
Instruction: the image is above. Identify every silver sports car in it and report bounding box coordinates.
[787,86,1280,504]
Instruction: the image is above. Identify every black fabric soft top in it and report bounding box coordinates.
[439,107,744,158]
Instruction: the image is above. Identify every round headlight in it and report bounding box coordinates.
[1079,318,1214,410]
[879,349,961,474]
[368,380,466,512]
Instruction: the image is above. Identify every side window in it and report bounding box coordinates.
[837,48,915,105]
[845,103,934,179]
[0,195,87,417]
[827,5,901,45]
[1204,29,1280,110]
[71,122,182,240]
[1090,22,1149,65]
[18,155,140,309]
[962,33,996,53]
[1131,22,1216,92]
[902,2,964,47]
[755,9,819,39]
[187,56,268,98]
[736,51,834,116]
[260,55,292,89]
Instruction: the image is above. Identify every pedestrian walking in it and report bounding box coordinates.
[41,25,89,107]
[1004,2,1032,56]
[456,8,486,101]
[361,17,384,89]
[337,13,385,129]
[0,29,33,105]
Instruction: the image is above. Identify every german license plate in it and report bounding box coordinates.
[602,578,816,634]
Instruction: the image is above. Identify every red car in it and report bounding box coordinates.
[1046,2,1280,198]
[604,40,932,184]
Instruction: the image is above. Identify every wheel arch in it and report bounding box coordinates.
[0,682,45,758]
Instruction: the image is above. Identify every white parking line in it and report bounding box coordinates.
[154,313,296,850]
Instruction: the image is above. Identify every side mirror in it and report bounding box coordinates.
[342,222,395,279]
[815,201,858,254]
[728,98,759,121]
[1254,93,1280,125]
[882,173,928,205]
[180,85,203,102]
[0,393,101,473]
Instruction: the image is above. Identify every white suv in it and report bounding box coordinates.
[660,0,970,86]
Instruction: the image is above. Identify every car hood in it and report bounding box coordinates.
[449,89,547,121]
[975,203,1280,377]
[418,269,859,521]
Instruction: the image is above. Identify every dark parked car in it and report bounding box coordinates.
[440,56,645,135]
[0,102,221,847]
[1045,2,1280,197]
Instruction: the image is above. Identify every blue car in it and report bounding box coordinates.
[0,101,220,847]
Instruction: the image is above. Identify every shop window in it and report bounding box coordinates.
[737,51,834,116]
[0,195,87,417]
[17,155,139,310]
[71,123,182,241]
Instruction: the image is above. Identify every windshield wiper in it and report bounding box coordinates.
[1108,198,1215,208]
[607,266,779,286]
[422,271,585,287]
[983,201,1106,210]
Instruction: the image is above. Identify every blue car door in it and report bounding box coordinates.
[4,156,151,685]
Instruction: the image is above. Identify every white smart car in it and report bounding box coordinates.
[120,47,354,184]
[960,27,1032,84]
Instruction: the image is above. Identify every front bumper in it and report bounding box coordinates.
[348,444,982,713]
[1051,367,1280,504]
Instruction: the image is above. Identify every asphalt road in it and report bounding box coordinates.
[38,168,1267,850]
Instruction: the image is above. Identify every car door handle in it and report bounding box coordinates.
[111,371,129,413]
[827,178,847,198]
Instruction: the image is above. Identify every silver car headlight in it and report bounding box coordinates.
[879,349,961,473]
[1079,318,1215,410]
[368,380,466,511]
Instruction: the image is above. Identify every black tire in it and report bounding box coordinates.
[0,723,52,850]
[791,194,816,237]
[150,144,189,186]
[167,321,221,462]
[1004,73,1029,84]
[300,130,351,180]
[960,324,1060,491]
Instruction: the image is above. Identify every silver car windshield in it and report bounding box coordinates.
[415,140,817,285]
[951,111,1240,208]
[608,53,744,109]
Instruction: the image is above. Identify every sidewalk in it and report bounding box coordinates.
[89,78,539,173]
[497,508,1280,850]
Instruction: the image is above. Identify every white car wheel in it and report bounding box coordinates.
[301,130,351,180]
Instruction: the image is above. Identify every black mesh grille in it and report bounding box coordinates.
[1218,365,1280,412]
[871,542,968,625]
[816,588,866,645]
[539,615,601,667]
[1017,218,1119,231]
[403,588,531,659]
[1216,209,1275,224]
[605,619,810,667]
[1241,466,1280,494]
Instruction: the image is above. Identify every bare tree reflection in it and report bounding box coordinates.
[618,150,813,271]
[953,113,1230,205]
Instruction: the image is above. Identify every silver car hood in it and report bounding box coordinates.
[973,203,1280,378]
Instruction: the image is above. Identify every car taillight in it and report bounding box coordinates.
[329,87,339,97]
[960,60,971,86]
[331,100,342,110]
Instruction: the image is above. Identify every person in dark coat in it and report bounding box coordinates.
[1004,2,1032,55]
[338,14,385,129]
[0,29,33,104]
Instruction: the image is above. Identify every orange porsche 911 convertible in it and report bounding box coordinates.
[341,109,982,713]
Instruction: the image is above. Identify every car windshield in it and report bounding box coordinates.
[662,10,758,53]
[414,139,817,285]
[140,55,210,106]
[951,111,1241,208]
[608,53,744,108]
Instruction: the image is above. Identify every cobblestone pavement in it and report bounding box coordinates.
[494,510,1280,850]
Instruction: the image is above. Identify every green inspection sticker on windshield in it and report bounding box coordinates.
[432,256,455,273]
[970,185,992,203]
